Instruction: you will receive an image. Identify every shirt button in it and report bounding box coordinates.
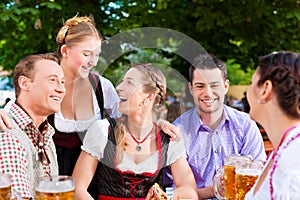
[214,150,218,153]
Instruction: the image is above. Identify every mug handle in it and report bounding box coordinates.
[10,190,22,200]
[213,167,225,200]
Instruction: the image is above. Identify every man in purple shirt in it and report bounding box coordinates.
[164,53,266,199]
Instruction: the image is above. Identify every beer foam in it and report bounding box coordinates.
[0,176,11,188]
[36,181,74,193]
[0,182,10,188]
[236,168,260,176]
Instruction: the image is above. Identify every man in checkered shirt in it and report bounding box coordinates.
[0,53,66,199]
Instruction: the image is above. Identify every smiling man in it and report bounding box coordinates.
[0,53,66,199]
[164,53,266,199]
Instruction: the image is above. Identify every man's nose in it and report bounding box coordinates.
[204,86,213,95]
[57,82,66,94]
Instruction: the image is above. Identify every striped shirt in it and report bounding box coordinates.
[165,105,266,188]
[0,103,58,198]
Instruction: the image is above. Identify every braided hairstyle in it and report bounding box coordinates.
[115,63,167,164]
[133,63,167,106]
[56,15,103,61]
[257,51,300,118]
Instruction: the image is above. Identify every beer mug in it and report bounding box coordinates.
[35,176,75,200]
[0,173,22,200]
[0,173,11,200]
[213,155,252,200]
[235,160,263,200]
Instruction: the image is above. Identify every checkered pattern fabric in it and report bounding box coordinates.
[0,103,56,198]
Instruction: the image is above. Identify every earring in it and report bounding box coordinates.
[143,99,149,106]
[257,99,265,104]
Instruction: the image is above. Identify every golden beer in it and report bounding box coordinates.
[214,155,252,200]
[223,165,236,200]
[35,176,74,200]
[36,189,74,200]
[0,173,12,200]
[235,169,259,200]
[0,185,11,200]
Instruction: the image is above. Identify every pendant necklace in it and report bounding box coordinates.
[126,123,155,152]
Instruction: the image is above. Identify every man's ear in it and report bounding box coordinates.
[18,75,30,92]
[224,79,230,94]
[188,82,193,95]
[60,44,69,57]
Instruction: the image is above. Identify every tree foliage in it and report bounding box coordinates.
[1,0,300,85]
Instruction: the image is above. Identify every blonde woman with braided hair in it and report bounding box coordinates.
[73,63,198,200]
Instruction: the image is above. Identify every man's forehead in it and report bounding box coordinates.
[193,68,222,80]
[34,59,62,75]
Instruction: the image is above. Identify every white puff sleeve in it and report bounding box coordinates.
[167,137,187,166]
[81,118,110,161]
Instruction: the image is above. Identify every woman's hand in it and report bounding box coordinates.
[158,119,179,141]
[145,183,168,200]
[0,109,12,130]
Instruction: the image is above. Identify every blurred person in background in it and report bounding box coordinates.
[166,101,181,123]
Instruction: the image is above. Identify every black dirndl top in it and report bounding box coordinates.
[96,118,170,199]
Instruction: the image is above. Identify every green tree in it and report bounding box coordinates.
[226,59,254,85]
[0,0,105,71]
[1,0,300,86]
[104,0,300,68]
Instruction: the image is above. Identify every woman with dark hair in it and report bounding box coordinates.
[245,51,300,199]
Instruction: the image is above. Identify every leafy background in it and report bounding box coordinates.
[1,0,300,86]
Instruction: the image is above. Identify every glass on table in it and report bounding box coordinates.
[213,155,253,200]
[35,176,75,200]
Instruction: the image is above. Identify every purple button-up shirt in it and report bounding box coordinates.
[165,105,266,188]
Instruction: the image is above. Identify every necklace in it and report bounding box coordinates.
[269,125,298,200]
[126,123,155,152]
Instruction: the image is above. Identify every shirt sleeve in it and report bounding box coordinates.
[0,132,32,198]
[82,118,110,161]
[239,117,267,162]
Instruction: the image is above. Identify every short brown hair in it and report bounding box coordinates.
[13,53,59,98]
[189,53,227,83]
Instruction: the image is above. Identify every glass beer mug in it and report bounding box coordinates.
[0,173,11,200]
[235,160,263,200]
[0,173,22,200]
[35,176,75,200]
[213,155,252,200]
